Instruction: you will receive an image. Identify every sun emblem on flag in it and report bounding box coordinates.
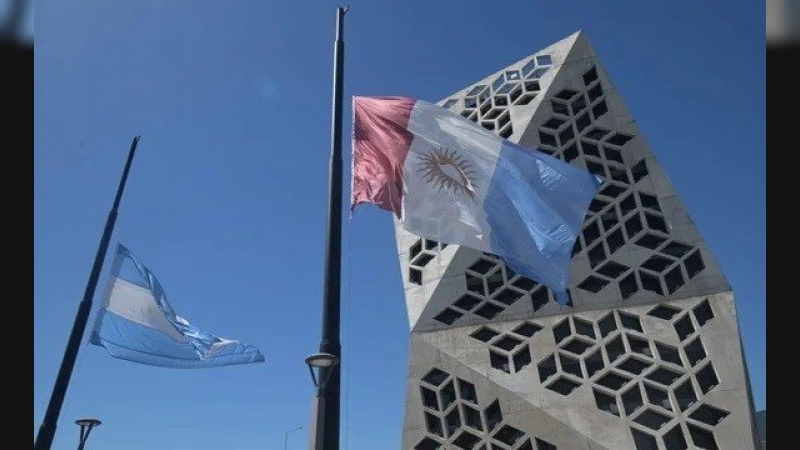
[417,146,478,200]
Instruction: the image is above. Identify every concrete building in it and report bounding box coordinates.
[395,31,760,450]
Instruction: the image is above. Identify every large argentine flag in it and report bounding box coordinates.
[89,244,264,368]
[351,96,602,303]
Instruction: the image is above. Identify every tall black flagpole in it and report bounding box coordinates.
[34,136,141,450]
[313,6,348,450]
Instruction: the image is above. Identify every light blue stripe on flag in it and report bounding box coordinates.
[485,141,603,304]
[90,244,264,368]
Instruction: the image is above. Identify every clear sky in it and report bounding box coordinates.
[34,1,766,449]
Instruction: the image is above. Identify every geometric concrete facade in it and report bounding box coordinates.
[394,32,759,450]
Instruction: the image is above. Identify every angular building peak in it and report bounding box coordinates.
[396,31,730,334]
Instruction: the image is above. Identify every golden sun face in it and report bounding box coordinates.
[416,146,478,201]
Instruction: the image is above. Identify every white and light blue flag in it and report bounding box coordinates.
[351,97,603,304]
[90,244,264,368]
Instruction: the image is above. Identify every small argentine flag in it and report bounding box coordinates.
[89,244,264,368]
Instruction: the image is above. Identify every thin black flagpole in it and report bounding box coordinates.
[313,6,348,450]
[34,135,141,450]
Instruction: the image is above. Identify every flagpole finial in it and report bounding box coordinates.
[342,5,350,14]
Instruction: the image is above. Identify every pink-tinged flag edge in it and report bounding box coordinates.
[351,96,417,218]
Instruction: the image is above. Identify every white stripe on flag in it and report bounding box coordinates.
[105,277,188,342]
[401,100,504,251]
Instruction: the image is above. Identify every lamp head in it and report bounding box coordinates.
[305,352,340,390]
[305,352,339,369]
[75,418,101,428]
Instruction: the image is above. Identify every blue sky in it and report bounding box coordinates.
[34,1,765,449]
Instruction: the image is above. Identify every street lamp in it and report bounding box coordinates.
[309,6,349,448]
[75,418,101,450]
[306,352,340,450]
[305,352,340,392]
[283,425,302,450]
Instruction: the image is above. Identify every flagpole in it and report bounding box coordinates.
[311,6,348,450]
[34,135,141,450]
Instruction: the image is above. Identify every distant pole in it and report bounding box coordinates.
[313,5,348,450]
[284,425,303,450]
[34,136,141,450]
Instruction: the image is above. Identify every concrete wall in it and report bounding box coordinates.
[395,31,759,450]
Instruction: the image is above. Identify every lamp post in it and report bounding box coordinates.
[284,425,303,450]
[35,136,141,450]
[306,352,340,450]
[75,418,101,450]
[311,5,348,449]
